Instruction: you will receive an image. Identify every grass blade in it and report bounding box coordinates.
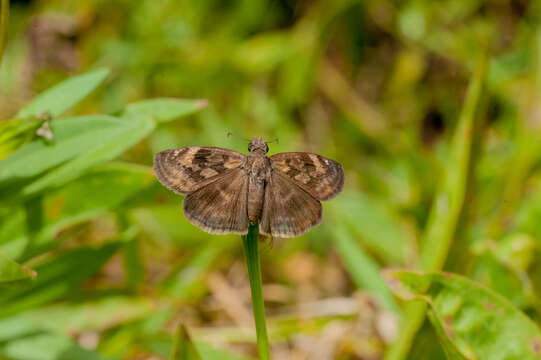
[384,53,489,360]
[171,324,202,360]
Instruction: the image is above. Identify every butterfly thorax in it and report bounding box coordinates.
[245,153,271,225]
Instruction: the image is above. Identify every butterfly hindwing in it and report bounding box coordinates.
[154,146,246,194]
[183,167,249,235]
[270,152,344,201]
[259,171,322,238]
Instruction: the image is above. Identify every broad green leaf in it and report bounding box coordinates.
[171,324,202,360]
[0,117,46,160]
[0,163,154,260]
[0,251,36,285]
[0,115,155,198]
[16,68,110,119]
[123,98,208,123]
[0,242,120,317]
[0,115,136,187]
[21,115,155,196]
[382,269,541,360]
[2,332,110,360]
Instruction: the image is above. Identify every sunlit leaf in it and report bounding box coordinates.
[16,68,110,119]
[0,117,46,160]
[0,115,155,198]
[383,269,541,360]
[0,163,154,259]
[0,242,120,317]
[0,251,36,285]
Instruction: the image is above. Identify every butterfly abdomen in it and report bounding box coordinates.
[246,155,271,225]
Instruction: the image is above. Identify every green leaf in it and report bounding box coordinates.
[382,269,541,360]
[21,116,154,196]
[0,251,36,285]
[16,68,110,119]
[0,115,135,186]
[0,163,154,260]
[0,115,155,198]
[0,117,45,160]
[0,242,120,317]
[171,324,202,360]
[123,98,208,123]
[331,225,399,313]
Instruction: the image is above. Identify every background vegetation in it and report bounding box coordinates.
[1,0,541,359]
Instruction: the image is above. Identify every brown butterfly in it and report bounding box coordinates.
[153,136,344,238]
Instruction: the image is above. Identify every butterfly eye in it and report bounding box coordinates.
[265,143,269,153]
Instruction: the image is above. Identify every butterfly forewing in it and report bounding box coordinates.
[154,146,246,194]
[260,171,322,238]
[154,139,344,238]
[270,152,344,201]
[183,167,249,235]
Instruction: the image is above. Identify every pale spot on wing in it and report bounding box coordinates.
[180,147,199,164]
[200,168,219,177]
[294,172,311,184]
[224,159,244,169]
[309,153,323,171]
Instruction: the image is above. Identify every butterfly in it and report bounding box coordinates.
[153,136,344,238]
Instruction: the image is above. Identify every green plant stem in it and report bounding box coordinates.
[242,224,270,360]
[0,0,8,64]
[384,52,488,360]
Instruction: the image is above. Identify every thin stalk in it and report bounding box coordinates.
[384,52,488,360]
[0,0,8,64]
[242,224,270,360]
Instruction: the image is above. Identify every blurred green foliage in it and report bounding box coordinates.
[1,0,541,359]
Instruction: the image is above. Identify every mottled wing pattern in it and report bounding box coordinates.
[270,152,344,201]
[259,171,322,238]
[154,146,246,194]
[183,168,249,235]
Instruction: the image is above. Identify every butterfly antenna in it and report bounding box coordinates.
[227,132,250,142]
[266,137,279,144]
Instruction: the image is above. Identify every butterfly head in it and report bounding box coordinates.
[248,136,269,155]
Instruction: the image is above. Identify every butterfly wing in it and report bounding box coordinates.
[183,167,249,235]
[269,152,344,201]
[259,171,322,238]
[154,146,246,194]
